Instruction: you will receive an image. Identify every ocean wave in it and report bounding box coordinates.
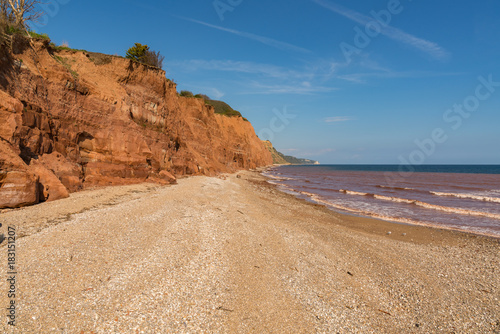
[339,189,369,196]
[413,201,500,219]
[338,189,500,219]
[300,192,432,226]
[295,192,500,237]
[430,191,500,203]
[376,185,415,191]
[264,174,295,181]
[373,194,416,204]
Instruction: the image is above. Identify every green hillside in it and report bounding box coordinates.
[263,141,319,165]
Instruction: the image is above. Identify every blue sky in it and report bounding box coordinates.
[33,0,500,164]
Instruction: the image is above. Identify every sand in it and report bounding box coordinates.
[0,171,498,333]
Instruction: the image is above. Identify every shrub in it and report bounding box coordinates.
[180,90,194,98]
[194,94,210,100]
[126,42,164,69]
[145,49,164,69]
[5,24,21,35]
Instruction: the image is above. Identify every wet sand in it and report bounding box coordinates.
[0,171,498,333]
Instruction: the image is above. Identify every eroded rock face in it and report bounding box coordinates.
[0,141,39,208]
[0,38,272,208]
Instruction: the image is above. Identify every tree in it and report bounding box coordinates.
[126,43,165,69]
[126,43,149,63]
[1,0,13,27]
[5,0,43,28]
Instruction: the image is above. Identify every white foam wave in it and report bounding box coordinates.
[339,189,368,196]
[338,189,500,220]
[264,174,295,181]
[376,185,415,191]
[373,194,416,204]
[297,192,500,237]
[430,191,500,203]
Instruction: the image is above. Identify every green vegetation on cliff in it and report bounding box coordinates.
[125,43,164,69]
[182,93,245,119]
[262,141,288,164]
[204,99,243,118]
[263,141,319,165]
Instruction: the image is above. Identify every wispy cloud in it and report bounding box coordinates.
[311,0,450,61]
[338,70,463,84]
[324,116,356,123]
[167,59,342,94]
[178,16,311,54]
[181,85,225,99]
[167,59,312,79]
[245,82,337,95]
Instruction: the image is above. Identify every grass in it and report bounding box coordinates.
[4,26,49,40]
[28,31,50,40]
[181,92,245,118]
[49,42,87,53]
[52,54,79,79]
[204,99,243,118]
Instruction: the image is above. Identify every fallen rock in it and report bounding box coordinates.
[159,170,177,184]
[28,160,70,202]
[0,141,40,208]
[37,152,83,192]
[0,170,39,208]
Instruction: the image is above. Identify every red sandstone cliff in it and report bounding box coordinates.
[0,36,272,208]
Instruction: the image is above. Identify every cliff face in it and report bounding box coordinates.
[263,140,320,165]
[262,140,289,165]
[0,37,272,208]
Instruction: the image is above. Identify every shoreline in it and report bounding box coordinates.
[257,170,500,245]
[260,166,500,240]
[0,170,498,332]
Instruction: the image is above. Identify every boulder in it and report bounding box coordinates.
[0,141,40,208]
[28,161,69,202]
[0,171,39,208]
[159,170,177,184]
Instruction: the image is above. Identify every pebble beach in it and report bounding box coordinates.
[0,171,498,333]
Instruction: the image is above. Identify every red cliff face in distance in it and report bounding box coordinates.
[0,36,273,208]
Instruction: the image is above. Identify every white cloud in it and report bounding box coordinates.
[311,0,450,61]
[324,116,356,123]
[211,88,225,99]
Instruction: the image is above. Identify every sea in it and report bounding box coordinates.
[263,165,500,238]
